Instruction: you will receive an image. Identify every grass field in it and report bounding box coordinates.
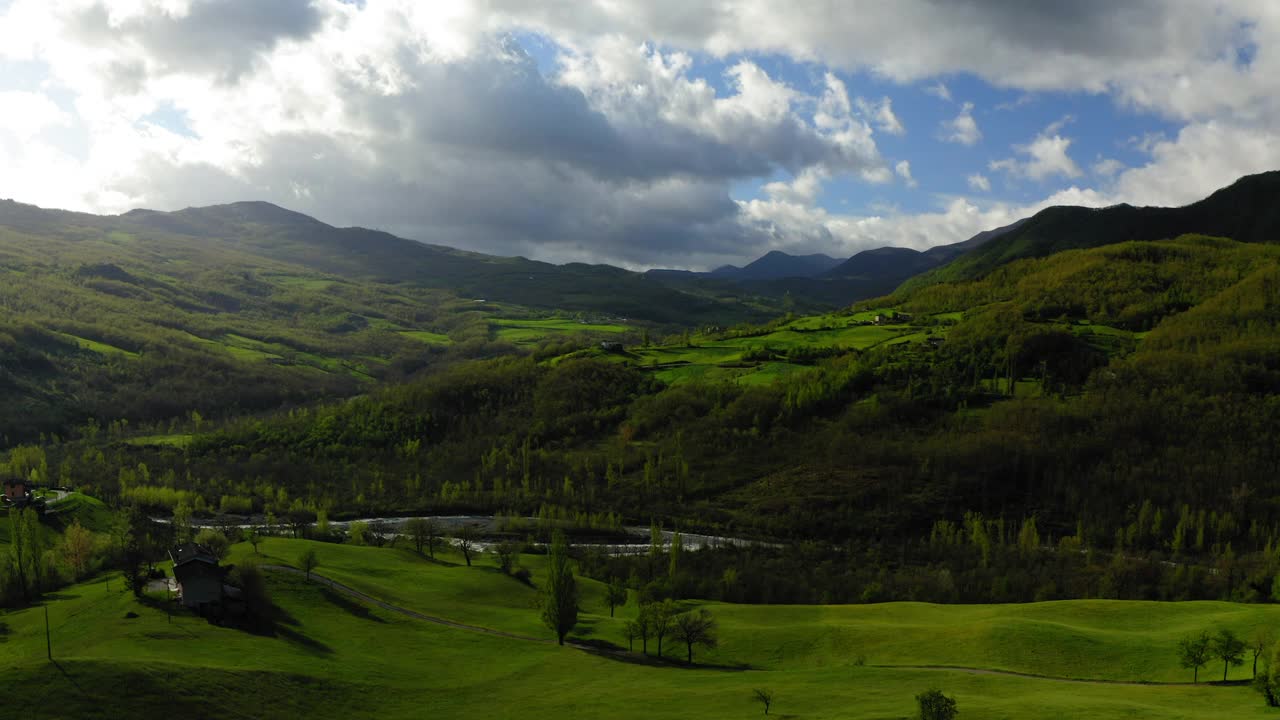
[492,317,631,345]
[596,311,950,386]
[0,537,1273,718]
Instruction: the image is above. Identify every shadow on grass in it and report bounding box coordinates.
[0,621,7,642]
[571,638,752,672]
[51,659,93,702]
[268,604,334,656]
[321,587,387,623]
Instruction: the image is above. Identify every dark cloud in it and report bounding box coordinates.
[71,0,324,84]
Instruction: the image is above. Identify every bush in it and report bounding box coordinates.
[916,688,958,720]
[513,567,533,585]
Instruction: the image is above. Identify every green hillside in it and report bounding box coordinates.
[905,170,1280,289]
[1,538,1275,719]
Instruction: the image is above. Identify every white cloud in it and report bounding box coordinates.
[894,159,917,188]
[0,91,71,139]
[1092,157,1125,177]
[0,0,1279,269]
[924,81,951,102]
[942,101,981,146]
[856,95,904,135]
[991,121,1082,181]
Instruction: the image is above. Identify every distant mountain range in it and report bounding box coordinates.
[645,219,1027,305]
[0,199,778,325]
[5,169,1278,326]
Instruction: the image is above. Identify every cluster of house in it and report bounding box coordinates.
[2,477,43,510]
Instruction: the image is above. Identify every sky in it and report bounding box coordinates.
[0,1,1278,270]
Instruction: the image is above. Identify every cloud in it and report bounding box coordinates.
[924,81,952,102]
[0,0,1279,269]
[942,102,981,146]
[894,160,917,187]
[856,95,905,135]
[991,121,1082,181]
[1092,157,1125,177]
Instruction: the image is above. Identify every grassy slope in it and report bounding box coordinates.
[589,309,949,385]
[1,538,1275,718]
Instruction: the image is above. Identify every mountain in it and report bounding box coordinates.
[914,170,1280,288]
[0,200,773,326]
[735,221,1026,305]
[727,251,843,280]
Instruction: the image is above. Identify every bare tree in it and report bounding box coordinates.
[1252,627,1275,678]
[456,524,477,567]
[405,518,430,555]
[752,688,774,716]
[672,608,719,664]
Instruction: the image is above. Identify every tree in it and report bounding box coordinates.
[495,541,519,575]
[540,530,578,645]
[605,576,628,617]
[916,688,958,720]
[62,520,94,579]
[456,524,477,567]
[1213,628,1246,682]
[1252,627,1275,679]
[1179,631,1212,683]
[119,505,150,599]
[1255,639,1280,707]
[647,599,676,658]
[624,619,642,652]
[298,548,319,580]
[348,521,369,546]
[631,609,652,654]
[751,688,774,716]
[404,518,433,556]
[672,608,718,664]
[243,526,262,554]
[195,528,230,562]
[229,560,271,623]
[172,501,193,544]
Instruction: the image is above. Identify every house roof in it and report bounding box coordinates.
[170,543,219,567]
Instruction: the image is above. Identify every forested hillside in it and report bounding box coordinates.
[906,170,1280,287]
[0,200,783,444]
[9,172,1280,606]
[12,226,1280,604]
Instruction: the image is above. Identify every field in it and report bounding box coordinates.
[1,536,1275,719]
[492,317,631,345]
[592,310,949,385]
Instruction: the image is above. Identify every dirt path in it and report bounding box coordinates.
[869,665,1241,687]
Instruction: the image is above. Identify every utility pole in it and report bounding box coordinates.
[44,605,51,661]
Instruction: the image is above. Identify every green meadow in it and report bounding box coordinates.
[2,536,1273,719]
[492,317,631,344]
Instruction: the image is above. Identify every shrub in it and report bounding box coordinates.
[916,688,958,720]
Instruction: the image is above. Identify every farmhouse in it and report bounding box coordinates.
[2,477,30,506]
[600,341,624,352]
[170,543,226,611]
